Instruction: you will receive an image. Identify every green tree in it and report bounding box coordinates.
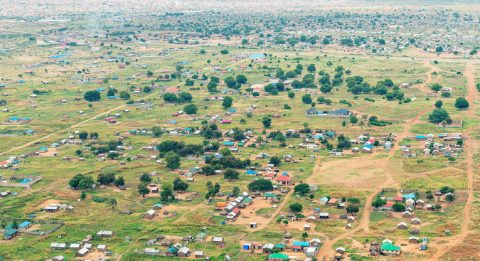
[392,203,406,212]
[445,193,455,203]
[434,100,443,108]
[302,232,309,240]
[161,184,175,202]
[232,186,241,197]
[173,177,189,192]
[138,183,149,198]
[224,77,237,88]
[222,96,233,109]
[236,75,248,84]
[428,108,451,124]
[454,97,469,109]
[430,83,442,92]
[346,205,359,214]
[80,191,87,200]
[114,176,125,187]
[84,90,101,102]
[289,202,303,213]
[184,103,198,115]
[372,197,386,209]
[109,198,117,210]
[165,152,181,169]
[294,184,310,196]
[262,116,272,128]
[224,168,240,181]
[248,179,273,191]
[302,94,312,104]
[79,131,89,140]
[119,91,130,100]
[139,173,152,183]
[269,156,281,166]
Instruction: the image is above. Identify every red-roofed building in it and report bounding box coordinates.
[394,196,403,202]
[276,176,292,185]
[221,119,232,124]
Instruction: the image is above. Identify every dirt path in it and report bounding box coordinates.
[0,90,156,157]
[416,60,441,94]
[430,62,477,259]
[315,60,436,259]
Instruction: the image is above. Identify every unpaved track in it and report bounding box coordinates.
[315,60,436,259]
[431,62,477,259]
[0,91,157,157]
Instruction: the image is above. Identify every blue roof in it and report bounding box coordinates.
[223,141,235,146]
[326,131,335,137]
[250,53,265,59]
[403,193,416,200]
[246,170,257,175]
[293,241,310,247]
[320,197,329,202]
[18,221,31,228]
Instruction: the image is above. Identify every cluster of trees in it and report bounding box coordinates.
[90,140,123,157]
[163,92,193,104]
[173,177,189,192]
[156,140,216,157]
[201,123,223,139]
[207,76,220,93]
[336,134,352,150]
[248,179,274,191]
[205,154,251,170]
[69,174,95,190]
[222,96,233,109]
[429,108,452,124]
[97,172,125,187]
[84,90,101,102]
[224,75,248,89]
[294,183,310,196]
[205,181,221,199]
[264,82,286,95]
[78,131,99,140]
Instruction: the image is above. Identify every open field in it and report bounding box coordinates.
[0,1,479,260]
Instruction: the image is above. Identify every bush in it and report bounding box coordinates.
[248,179,273,191]
[84,90,101,102]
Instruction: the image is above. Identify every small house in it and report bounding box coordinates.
[194,250,204,258]
[268,253,289,261]
[212,237,224,244]
[304,223,311,231]
[96,230,113,237]
[319,212,329,219]
[144,248,160,256]
[178,247,190,257]
[409,236,419,243]
[144,209,157,219]
[18,221,32,229]
[50,243,67,250]
[380,242,401,256]
[76,248,89,257]
[397,222,408,230]
[402,211,412,218]
[3,229,17,240]
[411,218,421,225]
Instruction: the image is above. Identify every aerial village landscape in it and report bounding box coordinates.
[0,0,480,260]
